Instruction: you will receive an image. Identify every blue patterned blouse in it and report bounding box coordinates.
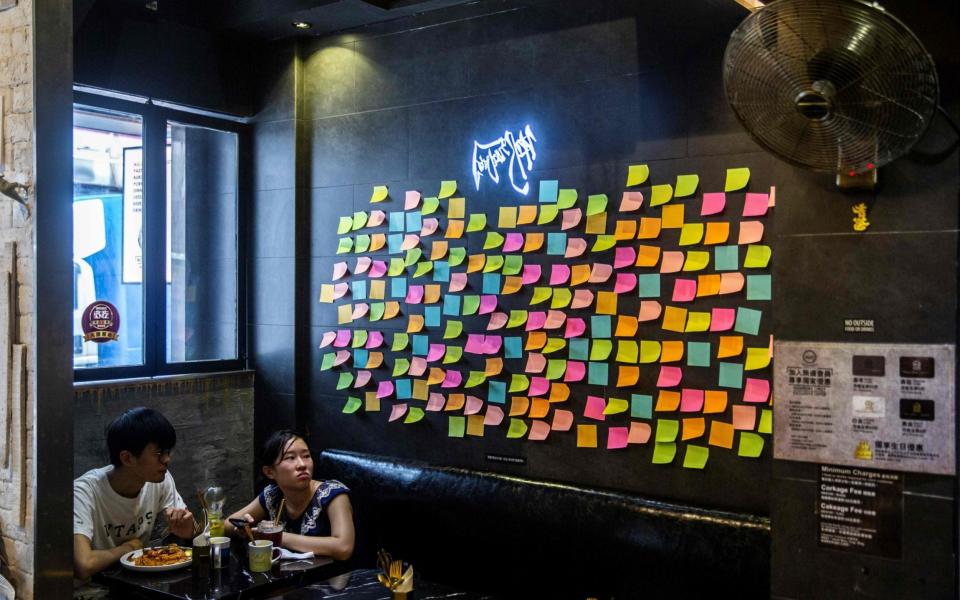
[257,479,350,537]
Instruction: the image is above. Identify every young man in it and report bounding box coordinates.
[73,407,195,580]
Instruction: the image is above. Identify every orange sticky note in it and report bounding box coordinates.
[615,316,638,337]
[696,274,721,296]
[367,352,384,368]
[661,204,684,229]
[704,390,728,413]
[738,221,764,244]
[445,219,464,238]
[517,205,538,225]
[383,302,400,319]
[596,291,618,315]
[446,394,466,411]
[467,254,486,273]
[717,336,744,358]
[577,424,598,448]
[485,358,504,377]
[525,331,547,350]
[655,390,681,411]
[431,241,448,260]
[585,212,607,234]
[510,397,530,416]
[617,366,640,387]
[370,233,386,251]
[502,276,523,294]
[428,368,445,385]
[571,264,591,286]
[424,285,441,303]
[412,379,429,401]
[704,222,730,245]
[407,314,425,332]
[637,217,662,239]
[549,383,570,403]
[614,220,637,240]
[523,232,544,252]
[662,306,687,332]
[466,415,485,436]
[635,245,660,267]
[660,340,684,363]
[708,421,735,449]
[529,398,550,419]
[499,206,518,228]
[682,418,706,440]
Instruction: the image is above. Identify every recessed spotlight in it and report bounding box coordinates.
[292,21,312,30]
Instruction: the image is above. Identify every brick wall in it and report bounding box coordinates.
[0,0,35,598]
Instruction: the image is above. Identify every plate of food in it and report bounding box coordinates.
[120,544,193,572]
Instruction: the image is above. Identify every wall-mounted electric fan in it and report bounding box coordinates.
[723,0,940,177]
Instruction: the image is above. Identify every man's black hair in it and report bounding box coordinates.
[260,429,308,469]
[106,407,176,467]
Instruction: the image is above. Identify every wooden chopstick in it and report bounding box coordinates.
[274,498,285,526]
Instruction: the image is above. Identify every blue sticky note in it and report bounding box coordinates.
[504,337,522,359]
[391,277,407,298]
[353,349,368,368]
[389,211,405,232]
[482,273,502,294]
[443,294,461,316]
[719,362,744,389]
[747,274,771,301]
[405,211,422,233]
[412,334,429,356]
[539,180,559,203]
[547,232,567,255]
[588,362,609,385]
[735,307,762,336]
[591,315,612,338]
[433,260,450,283]
[686,342,711,367]
[715,246,739,271]
[637,274,661,298]
[351,280,367,301]
[388,233,404,254]
[569,338,589,361]
[488,380,506,404]
[395,378,412,400]
[424,306,441,327]
[631,394,653,419]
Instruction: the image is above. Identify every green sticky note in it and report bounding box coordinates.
[320,353,336,371]
[462,295,481,316]
[649,184,673,207]
[413,262,433,278]
[531,287,552,305]
[443,345,462,364]
[466,213,487,232]
[747,274,772,301]
[725,167,750,192]
[758,409,772,434]
[484,232,505,250]
[388,258,406,276]
[655,419,679,443]
[466,371,486,387]
[588,362,608,385]
[393,358,410,377]
[336,372,354,390]
[448,416,466,438]
[444,320,463,339]
[714,246,739,271]
[392,333,409,351]
[652,442,677,464]
[551,288,572,308]
[343,396,362,414]
[352,330,368,348]
[484,255,504,273]
[687,341,711,367]
[503,255,523,275]
[404,407,425,424]
[744,244,772,268]
[674,174,699,198]
[507,418,529,439]
[683,445,709,469]
[336,237,353,254]
[448,247,466,267]
[586,194,608,216]
[626,164,649,187]
[438,180,457,199]
[538,205,559,225]
[507,310,528,328]
[352,211,368,231]
[738,432,765,457]
[637,274,661,298]
[509,374,529,393]
[355,234,371,253]
[719,361,744,389]
[370,302,385,321]
[631,394,653,419]
[589,340,613,361]
[734,307,762,336]
[546,360,567,380]
[404,248,422,267]
[421,197,440,215]
[337,216,352,234]
[557,189,578,209]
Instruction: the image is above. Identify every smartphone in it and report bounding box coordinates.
[228,517,249,530]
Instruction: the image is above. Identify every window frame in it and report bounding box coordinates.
[73,91,249,381]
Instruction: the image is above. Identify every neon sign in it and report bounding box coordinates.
[471,124,537,195]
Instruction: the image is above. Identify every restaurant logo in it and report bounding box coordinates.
[82,300,120,343]
[471,124,538,196]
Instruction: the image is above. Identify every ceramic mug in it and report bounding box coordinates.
[248,540,274,572]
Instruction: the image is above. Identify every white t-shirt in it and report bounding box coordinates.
[73,465,186,550]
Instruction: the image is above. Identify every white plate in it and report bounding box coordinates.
[120,546,193,572]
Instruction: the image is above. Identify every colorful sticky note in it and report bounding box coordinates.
[626,164,649,187]
[738,432,765,458]
[438,180,457,199]
[714,246,739,271]
[719,362,744,389]
[577,424,598,448]
[725,167,750,192]
[738,221,764,244]
[370,185,389,203]
[650,184,673,207]
[747,275,772,301]
[675,174,699,198]
[539,180,559,204]
[683,445,709,469]
[620,191,643,212]
[734,307,762,336]
[557,189,578,209]
[743,193,769,217]
[686,342,711,367]
[467,213,487,232]
[744,245,772,268]
[587,194,608,216]
[743,377,770,403]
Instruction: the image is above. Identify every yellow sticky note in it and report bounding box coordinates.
[678,223,704,246]
[577,424,598,448]
[649,184,673,207]
[467,213,487,232]
[543,338,566,354]
[466,414,485,436]
[725,167,750,192]
[744,244,772,268]
[438,180,457,199]
[592,235,616,252]
[652,442,677,464]
[484,233,505,251]
[616,340,638,363]
[745,347,772,370]
[604,397,630,415]
[685,311,711,332]
[369,279,385,300]
[675,174,699,198]
[758,409,772,434]
[407,314,424,332]
[585,212,607,234]
[370,234,386,252]
[682,251,710,272]
[448,197,466,218]
[319,284,335,303]
[738,432,765,458]
[531,287,553,304]
[538,205,559,225]
[551,288,572,308]
[639,340,661,363]
[431,241,448,260]
[682,445,709,469]
[626,164,650,187]
[661,204,684,229]
[499,206,518,228]
[337,304,353,324]
[370,185,389,203]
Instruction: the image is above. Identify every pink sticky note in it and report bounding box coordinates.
[614,247,636,269]
[334,350,351,366]
[478,295,498,315]
[465,395,483,415]
[351,303,369,319]
[405,190,421,210]
[389,403,408,422]
[332,262,349,280]
[656,366,683,387]
[406,285,424,304]
[552,409,574,431]
[620,191,644,212]
[659,251,685,273]
[701,192,726,216]
[481,335,503,354]
[377,381,395,399]
[584,396,607,421]
[427,344,446,362]
[525,353,546,373]
[368,210,386,227]
[738,221,764,244]
[354,370,372,388]
[550,264,571,285]
[589,263,613,283]
[710,308,736,331]
[565,238,588,258]
[526,312,547,331]
[409,357,428,376]
[522,264,542,284]
[487,312,508,330]
[672,278,697,302]
[733,405,756,429]
[743,378,770,403]
[607,426,629,449]
[420,218,439,236]
[564,361,586,382]
[355,257,372,275]
[369,260,388,278]
[401,234,420,251]
[426,393,446,412]
[319,331,337,348]
[614,273,637,294]
[529,420,551,441]
[333,330,352,347]
[332,283,349,299]
[503,233,524,252]
[441,370,463,388]
[366,331,384,349]
[484,405,505,426]
[680,389,704,412]
[465,334,486,354]
[628,422,652,444]
[571,289,594,309]
[544,310,566,330]
[561,208,582,230]
[743,193,769,217]
[449,272,468,292]
[529,377,550,397]
[564,318,586,338]
[638,301,662,322]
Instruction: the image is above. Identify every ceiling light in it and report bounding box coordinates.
[292,21,312,30]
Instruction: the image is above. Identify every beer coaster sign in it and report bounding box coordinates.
[82,300,120,343]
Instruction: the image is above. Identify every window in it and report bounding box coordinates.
[73,93,246,379]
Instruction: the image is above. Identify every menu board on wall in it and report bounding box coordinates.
[817,464,902,558]
[773,341,955,475]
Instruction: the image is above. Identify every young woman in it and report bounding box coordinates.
[225,430,354,560]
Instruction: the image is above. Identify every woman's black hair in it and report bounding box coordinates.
[106,407,176,467]
[259,429,309,469]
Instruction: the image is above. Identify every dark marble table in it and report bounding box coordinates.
[267,569,498,599]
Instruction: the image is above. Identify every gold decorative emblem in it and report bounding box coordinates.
[854,440,873,460]
[852,202,870,231]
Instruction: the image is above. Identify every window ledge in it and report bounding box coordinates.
[73,369,255,391]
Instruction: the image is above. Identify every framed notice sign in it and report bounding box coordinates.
[122,147,143,283]
[774,341,955,475]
